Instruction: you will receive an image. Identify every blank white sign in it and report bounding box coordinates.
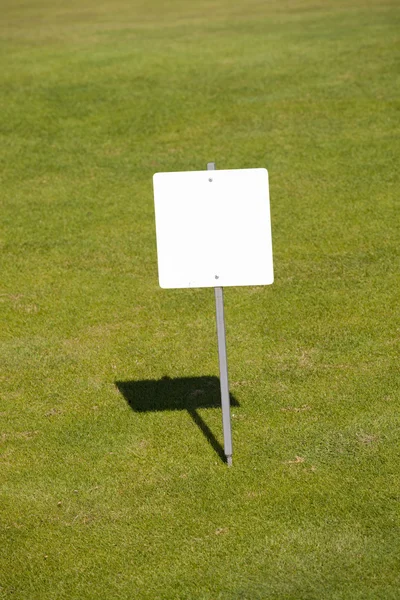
[153,168,273,289]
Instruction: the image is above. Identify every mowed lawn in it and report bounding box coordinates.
[1,0,400,598]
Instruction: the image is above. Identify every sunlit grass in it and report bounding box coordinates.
[1,0,400,598]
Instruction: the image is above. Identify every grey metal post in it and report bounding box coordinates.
[207,162,233,466]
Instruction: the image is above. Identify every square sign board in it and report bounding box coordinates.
[153,168,273,289]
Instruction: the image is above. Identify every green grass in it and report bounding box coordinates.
[1,0,400,598]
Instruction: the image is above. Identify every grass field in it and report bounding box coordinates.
[1,0,400,598]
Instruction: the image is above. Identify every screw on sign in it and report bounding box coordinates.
[153,163,274,465]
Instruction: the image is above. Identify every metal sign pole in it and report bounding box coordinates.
[207,162,233,467]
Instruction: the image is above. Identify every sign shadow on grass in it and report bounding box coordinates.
[115,376,239,464]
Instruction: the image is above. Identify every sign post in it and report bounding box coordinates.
[153,163,274,466]
[208,162,233,466]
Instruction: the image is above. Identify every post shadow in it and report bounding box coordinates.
[115,376,239,463]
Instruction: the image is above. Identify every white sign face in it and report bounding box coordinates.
[153,168,273,289]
